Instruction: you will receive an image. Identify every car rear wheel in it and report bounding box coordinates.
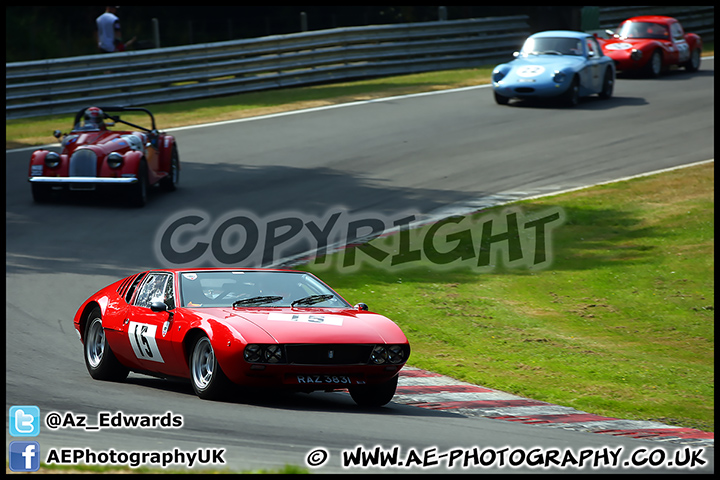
[684,48,701,72]
[348,374,398,407]
[161,145,180,192]
[598,68,614,99]
[83,308,129,381]
[190,335,231,400]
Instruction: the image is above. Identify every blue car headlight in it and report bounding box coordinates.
[553,70,567,83]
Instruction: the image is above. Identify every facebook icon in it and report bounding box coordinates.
[9,441,41,472]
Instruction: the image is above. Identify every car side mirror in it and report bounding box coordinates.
[53,130,62,139]
[150,301,168,312]
[354,303,368,311]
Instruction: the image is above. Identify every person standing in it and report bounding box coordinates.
[96,6,125,53]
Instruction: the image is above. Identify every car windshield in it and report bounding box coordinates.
[618,21,669,40]
[179,270,351,308]
[521,37,584,56]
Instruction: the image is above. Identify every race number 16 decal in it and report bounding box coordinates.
[128,322,165,363]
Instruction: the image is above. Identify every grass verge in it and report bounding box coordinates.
[302,162,714,432]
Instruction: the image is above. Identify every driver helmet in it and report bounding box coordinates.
[83,107,106,130]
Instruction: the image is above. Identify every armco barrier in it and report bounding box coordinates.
[5,6,714,120]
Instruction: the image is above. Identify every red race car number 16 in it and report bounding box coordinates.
[128,322,165,363]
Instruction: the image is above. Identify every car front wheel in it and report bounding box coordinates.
[190,335,231,400]
[84,308,129,381]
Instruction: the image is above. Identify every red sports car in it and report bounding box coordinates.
[28,106,179,207]
[74,268,410,407]
[598,15,702,77]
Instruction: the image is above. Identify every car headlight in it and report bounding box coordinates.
[492,68,506,83]
[553,70,567,83]
[44,152,61,168]
[244,344,262,363]
[244,344,284,364]
[630,49,643,61]
[107,152,123,169]
[370,345,407,365]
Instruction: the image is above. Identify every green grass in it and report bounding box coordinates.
[302,162,714,432]
[6,462,308,474]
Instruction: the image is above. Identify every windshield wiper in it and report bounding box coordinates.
[291,294,334,307]
[233,295,283,307]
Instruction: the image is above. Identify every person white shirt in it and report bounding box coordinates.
[96,7,120,53]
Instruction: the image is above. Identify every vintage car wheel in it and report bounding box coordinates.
[161,145,180,191]
[348,374,398,407]
[493,91,510,105]
[645,50,663,77]
[598,68,614,99]
[83,308,129,381]
[562,77,580,107]
[684,48,701,72]
[128,160,148,207]
[190,335,231,400]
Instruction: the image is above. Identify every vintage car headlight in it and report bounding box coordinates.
[492,67,508,83]
[244,344,284,363]
[371,345,407,365]
[630,49,643,61]
[44,151,61,168]
[553,70,567,83]
[264,344,283,363]
[107,152,124,169]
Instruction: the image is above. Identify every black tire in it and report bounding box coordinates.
[561,77,580,107]
[31,183,52,203]
[128,159,148,207]
[83,308,129,381]
[348,375,398,407]
[189,335,231,400]
[493,91,510,105]
[684,48,701,72]
[645,50,662,78]
[161,145,180,192]
[598,68,614,99]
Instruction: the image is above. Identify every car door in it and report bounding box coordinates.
[124,272,183,375]
[670,22,689,65]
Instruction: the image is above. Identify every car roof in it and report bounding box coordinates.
[530,30,591,40]
[623,15,676,25]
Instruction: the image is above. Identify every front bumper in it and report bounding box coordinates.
[28,177,138,184]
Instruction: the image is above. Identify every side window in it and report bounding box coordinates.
[125,272,147,303]
[134,273,172,309]
[586,38,600,57]
[670,23,684,41]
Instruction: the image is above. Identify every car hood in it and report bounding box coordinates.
[187,307,407,344]
[601,38,662,51]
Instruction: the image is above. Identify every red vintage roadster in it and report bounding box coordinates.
[28,106,179,207]
[598,15,702,77]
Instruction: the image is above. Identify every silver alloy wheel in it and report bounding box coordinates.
[85,318,105,369]
[191,337,215,390]
[650,51,662,76]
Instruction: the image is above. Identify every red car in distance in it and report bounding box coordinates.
[28,106,179,207]
[597,15,702,77]
[74,268,410,407]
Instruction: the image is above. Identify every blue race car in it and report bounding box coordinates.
[492,31,615,107]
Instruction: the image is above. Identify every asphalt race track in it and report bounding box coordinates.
[6,58,714,473]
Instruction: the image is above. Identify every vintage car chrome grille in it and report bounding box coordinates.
[285,344,373,365]
[69,149,98,177]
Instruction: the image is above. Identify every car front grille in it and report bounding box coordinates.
[285,344,373,365]
[69,149,98,177]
